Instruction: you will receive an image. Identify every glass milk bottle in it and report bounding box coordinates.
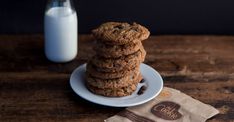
[44,0,77,63]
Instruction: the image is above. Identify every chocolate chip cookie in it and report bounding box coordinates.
[86,62,136,79]
[91,47,146,70]
[86,83,138,97]
[92,22,150,45]
[94,41,142,58]
[94,59,140,73]
[86,68,142,89]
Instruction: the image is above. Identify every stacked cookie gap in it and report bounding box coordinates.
[86,22,150,97]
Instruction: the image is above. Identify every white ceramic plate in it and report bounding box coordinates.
[70,63,163,107]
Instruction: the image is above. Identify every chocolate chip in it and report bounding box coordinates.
[137,85,147,95]
[115,25,124,29]
[112,29,119,34]
[140,79,145,83]
[132,28,139,32]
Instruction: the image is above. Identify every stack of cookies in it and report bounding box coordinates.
[85,22,150,97]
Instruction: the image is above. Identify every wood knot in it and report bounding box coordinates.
[218,105,230,114]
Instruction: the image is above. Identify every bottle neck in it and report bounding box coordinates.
[46,0,75,11]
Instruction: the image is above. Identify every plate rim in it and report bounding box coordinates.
[70,63,164,107]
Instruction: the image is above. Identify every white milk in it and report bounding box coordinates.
[44,7,77,63]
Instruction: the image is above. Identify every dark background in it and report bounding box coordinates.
[0,0,234,35]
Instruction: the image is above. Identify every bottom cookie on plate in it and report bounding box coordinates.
[86,74,143,97]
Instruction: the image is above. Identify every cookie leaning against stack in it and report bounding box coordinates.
[85,22,150,97]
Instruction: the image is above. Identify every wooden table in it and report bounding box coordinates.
[0,35,233,122]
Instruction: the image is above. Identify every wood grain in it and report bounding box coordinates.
[0,35,234,122]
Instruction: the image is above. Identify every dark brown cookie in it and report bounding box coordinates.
[91,46,146,71]
[94,59,140,73]
[86,83,138,97]
[94,41,142,58]
[86,62,135,79]
[86,73,142,97]
[92,22,150,45]
[86,68,142,89]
